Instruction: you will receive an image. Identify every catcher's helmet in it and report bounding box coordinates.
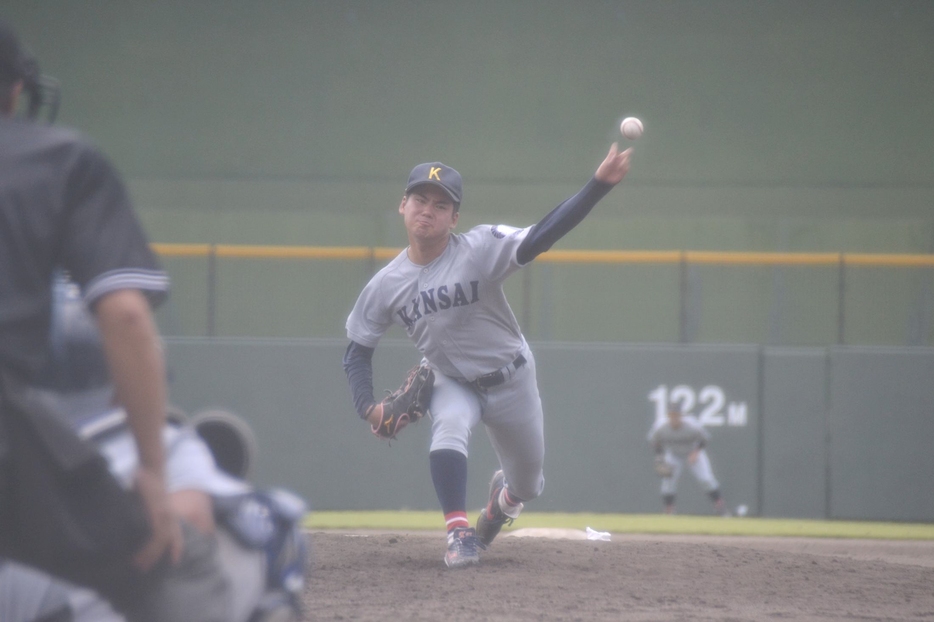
[190,408,258,480]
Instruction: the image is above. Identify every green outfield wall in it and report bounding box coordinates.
[7,1,934,343]
[8,1,933,217]
[7,0,934,513]
[164,339,934,522]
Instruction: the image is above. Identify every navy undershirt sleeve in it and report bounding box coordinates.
[516,177,614,265]
[343,340,377,419]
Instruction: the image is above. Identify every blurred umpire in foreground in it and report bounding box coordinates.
[0,19,232,621]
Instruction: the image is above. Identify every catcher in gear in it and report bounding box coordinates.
[369,364,434,440]
[1,272,310,622]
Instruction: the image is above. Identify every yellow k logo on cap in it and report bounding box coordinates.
[429,167,442,181]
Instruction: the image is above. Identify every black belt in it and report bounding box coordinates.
[472,354,527,389]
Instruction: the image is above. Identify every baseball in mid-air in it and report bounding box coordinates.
[620,116,644,140]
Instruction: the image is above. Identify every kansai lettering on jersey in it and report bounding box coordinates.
[396,280,480,329]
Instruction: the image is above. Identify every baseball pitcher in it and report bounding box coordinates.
[343,142,633,568]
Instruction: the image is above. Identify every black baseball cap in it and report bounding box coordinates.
[405,162,463,205]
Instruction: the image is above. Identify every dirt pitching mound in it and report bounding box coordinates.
[304,531,934,621]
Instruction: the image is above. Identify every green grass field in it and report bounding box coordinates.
[305,511,934,540]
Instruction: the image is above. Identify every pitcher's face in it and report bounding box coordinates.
[399,185,458,242]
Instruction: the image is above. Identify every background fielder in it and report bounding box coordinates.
[343,142,632,568]
[649,406,730,516]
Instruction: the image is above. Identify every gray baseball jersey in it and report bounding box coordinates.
[346,222,546,501]
[347,223,530,381]
[343,172,618,507]
[648,415,710,458]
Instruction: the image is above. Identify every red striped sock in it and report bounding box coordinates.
[445,511,469,532]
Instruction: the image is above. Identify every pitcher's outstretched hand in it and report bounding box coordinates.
[595,142,633,185]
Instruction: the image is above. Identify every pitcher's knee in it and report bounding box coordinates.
[430,414,474,451]
[429,432,470,456]
[507,474,544,502]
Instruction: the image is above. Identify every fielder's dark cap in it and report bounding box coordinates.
[405,162,463,205]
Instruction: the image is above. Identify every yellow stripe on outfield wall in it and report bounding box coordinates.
[844,253,934,267]
[536,250,682,263]
[151,244,934,267]
[152,244,401,261]
[151,243,213,256]
[684,252,841,266]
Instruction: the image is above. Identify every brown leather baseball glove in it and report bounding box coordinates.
[370,364,434,441]
[654,456,674,478]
